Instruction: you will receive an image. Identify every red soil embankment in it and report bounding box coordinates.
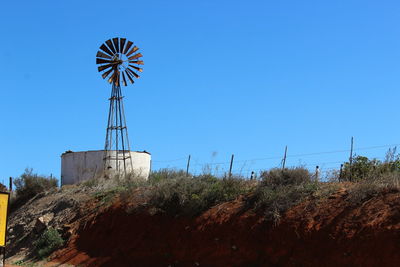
[53,188,400,266]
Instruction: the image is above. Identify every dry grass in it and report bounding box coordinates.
[249,167,319,225]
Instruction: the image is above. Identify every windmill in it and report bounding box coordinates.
[95,37,144,176]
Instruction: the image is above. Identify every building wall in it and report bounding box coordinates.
[61,150,151,185]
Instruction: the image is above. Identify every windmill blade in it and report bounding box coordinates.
[108,70,117,83]
[128,53,142,60]
[98,63,114,72]
[121,71,127,86]
[120,38,126,54]
[125,70,135,84]
[106,39,116,54]
[129,60,144,65]
[107,72,114,83]
[101,68,114,79]
[97,38,143,85]
[112,38,120,53]
[100,44,114,57]
[96,51,112,59]
[96,58,113,65]
[123,41,133,54]
[126,46,139,57]
[126,68,140,78]
[128,65,143,73]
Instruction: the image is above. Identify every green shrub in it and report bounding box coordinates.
[148,169,187,184]
[260,167,312,187]
[250,167,317,225]
[148,175,250,216]
[341,148,400,182]
[341,156,380,181]
[252,182,318,225]
[203,176,252,204]
[34,227,64,259]
[119,174,150,189]
[12,169,58,210]
[93,189,119,204]
[0,183,7,192]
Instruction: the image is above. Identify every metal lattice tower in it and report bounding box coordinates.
[95,37,144,175]
[103,83,133,174]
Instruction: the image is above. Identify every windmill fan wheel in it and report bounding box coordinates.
[96,37,144,86]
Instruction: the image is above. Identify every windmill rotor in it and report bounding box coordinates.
[96,37,143,87]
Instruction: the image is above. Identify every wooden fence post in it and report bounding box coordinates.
[349,137,354,181]
[228,154,234,178]
[282,146,288,170]
[186,155,191,177]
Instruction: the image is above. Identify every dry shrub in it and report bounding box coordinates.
[0,183,7,192]
[148,169,187,184]
[249,167,318,225]
[347,174,400,205]
[12,168,58,210]
[147,175,251,217]
[83,169,252,217]
[347,182,381,204]
[260,167,312,187]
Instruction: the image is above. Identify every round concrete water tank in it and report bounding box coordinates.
[61,150,151,185]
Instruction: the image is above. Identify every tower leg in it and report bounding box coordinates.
[103,83,134,177]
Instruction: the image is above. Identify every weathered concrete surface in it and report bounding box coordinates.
[61,150,151,185]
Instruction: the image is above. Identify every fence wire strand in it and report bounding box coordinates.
[151,143,399,177]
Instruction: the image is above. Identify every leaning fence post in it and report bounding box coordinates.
[349,137,354,181]
[228,154,234,178]
[282,146,288,170]
[186,155,191,177]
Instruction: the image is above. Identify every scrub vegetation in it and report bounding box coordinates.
[10,148,400,221]
[33,227,64,259]
[11,168,58,211]
[6,148,400,266]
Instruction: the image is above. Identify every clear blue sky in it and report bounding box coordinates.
[1,0,400,181]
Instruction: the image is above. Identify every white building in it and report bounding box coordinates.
[60,150,151,185]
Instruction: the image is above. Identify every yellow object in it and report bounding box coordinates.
[0,193,9,247]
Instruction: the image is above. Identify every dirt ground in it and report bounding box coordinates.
[48,185,400,267]
[6,184,95,266]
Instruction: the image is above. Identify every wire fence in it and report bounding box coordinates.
[150,142,400,180]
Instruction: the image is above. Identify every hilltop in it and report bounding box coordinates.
[6,164,400,266]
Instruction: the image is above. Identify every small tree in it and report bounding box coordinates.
[341,149,400,181]
[342,156,379,181]
[12,168,58,209]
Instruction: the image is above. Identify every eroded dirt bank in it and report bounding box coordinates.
[52,188,400,267]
